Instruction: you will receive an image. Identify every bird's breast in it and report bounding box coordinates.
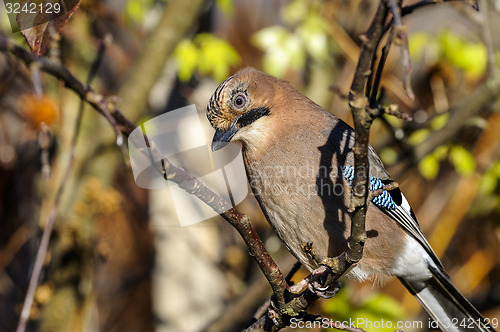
[241,126,408,280]
[242,135,351,271]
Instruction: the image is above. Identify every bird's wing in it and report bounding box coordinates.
[329,118,445,270]
[324,118,393,181]
[342,163,444,270]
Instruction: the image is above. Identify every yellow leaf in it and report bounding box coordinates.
[216,0,234,16]
[408,128,430,145]
[431,113,449,130]
[449,145,476,176]
[419,154,440,179]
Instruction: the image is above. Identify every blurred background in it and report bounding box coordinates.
[0,0,499,331]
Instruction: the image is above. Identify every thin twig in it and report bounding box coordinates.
[478,0,498,79]
[369,32,392,108]
[15,36,111,332]
[30,62,43,96]
[16,200,57,332]
[369,181,399,200]
[401,0,467,17]
[386,0,414,100]
[383,104,412,121]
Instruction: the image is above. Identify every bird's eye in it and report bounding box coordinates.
[233,94,246,109]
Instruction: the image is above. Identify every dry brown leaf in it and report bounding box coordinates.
[15,0,80,55]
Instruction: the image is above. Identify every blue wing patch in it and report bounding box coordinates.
[342,165,396,210]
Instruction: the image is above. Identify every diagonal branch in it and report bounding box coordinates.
[0,38,136,136]
[158,159,289,307]
[0,34,291,313]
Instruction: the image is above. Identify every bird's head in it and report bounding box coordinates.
[207,67,284,152]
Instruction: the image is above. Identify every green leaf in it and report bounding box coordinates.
[174,34,240,82]
[216,0,234,17]
[419,154,440,179]
[460,43,487,78]
[440,30,487,79]
[409,32,432,61]
[197,34,241,82]
[124,0,152,23]
[281,0,308,25]
[253,26,306,77]
[253,26,288,49]
[433,145,449,159]
[479,161,500,194]
[361,293,406,319]
[296,13,329,61]
[431,113,449,130]
[383,113,403,127]
[449,145,476,176]
[408,128,430,145]
[479,172,497,195]
[174,40,199,82]
[440,30,462,57]
[379,148,398,165]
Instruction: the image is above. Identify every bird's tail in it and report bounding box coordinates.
[399,266,496,332]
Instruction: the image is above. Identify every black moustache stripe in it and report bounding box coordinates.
[237,107,270,128]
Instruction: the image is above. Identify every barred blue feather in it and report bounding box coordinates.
[342,165,396,210]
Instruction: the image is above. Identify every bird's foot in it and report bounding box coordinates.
[289,278,309,294]
[307,265,342,299]
[267,305,285,328]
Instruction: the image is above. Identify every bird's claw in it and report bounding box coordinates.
[313,285,329,292]
[307,266,341,299]
[307,281,341,299]
[267,301,285,328]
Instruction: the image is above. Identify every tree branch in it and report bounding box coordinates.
[346,0,389,270]
[0,33,291,316]
[2,1,486,330]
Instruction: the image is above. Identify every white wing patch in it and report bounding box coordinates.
[380,192,444,270]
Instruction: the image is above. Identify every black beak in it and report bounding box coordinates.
[211,119,239,151]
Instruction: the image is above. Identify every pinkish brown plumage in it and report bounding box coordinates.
[207,67,495,332]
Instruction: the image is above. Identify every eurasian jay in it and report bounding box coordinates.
[206,67,495,332]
